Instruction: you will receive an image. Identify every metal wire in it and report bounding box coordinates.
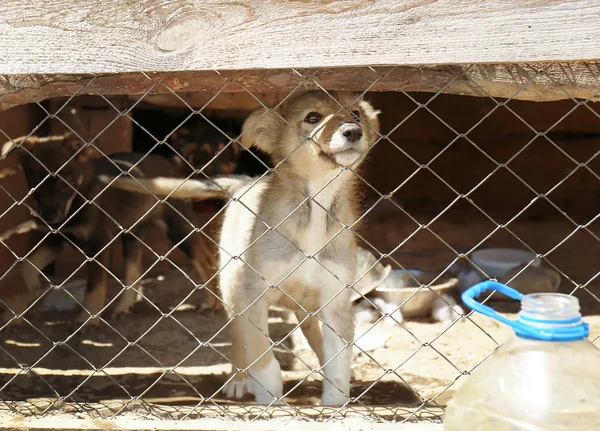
[0,63,598,424]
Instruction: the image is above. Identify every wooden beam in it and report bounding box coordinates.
[1,63,599,112]
[0,415,443,431]
[0,402,444,427]
[0,1,599,75]
[132,91,289,112]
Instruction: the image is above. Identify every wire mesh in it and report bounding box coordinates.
[0,63,599,424]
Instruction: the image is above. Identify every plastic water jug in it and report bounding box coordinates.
[444,280,600,431]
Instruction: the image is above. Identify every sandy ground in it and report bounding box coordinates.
[1,212,599,422]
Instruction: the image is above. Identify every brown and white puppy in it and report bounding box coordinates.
[99,91,381,405]
[0,133,218,324]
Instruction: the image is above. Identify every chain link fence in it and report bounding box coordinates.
[0,63,599,424]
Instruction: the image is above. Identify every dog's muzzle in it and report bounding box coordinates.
[40,210,63,225]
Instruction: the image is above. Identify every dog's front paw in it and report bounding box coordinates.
[111,292,138,319]
[223,373,253,399]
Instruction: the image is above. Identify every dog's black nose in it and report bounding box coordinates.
[41,209,60,224]
[340,123,363,142]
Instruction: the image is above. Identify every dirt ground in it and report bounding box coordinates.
[1,208,600,421]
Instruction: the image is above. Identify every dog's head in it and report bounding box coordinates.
[1,133,95,224]
[169,122,242,177]
[241,91,380,169]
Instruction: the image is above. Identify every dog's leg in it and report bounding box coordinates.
[237,294,283,404]
[4,239,61,324]
[294,310,324,365]
[223,312,254,399]
[165,204,221,313]
[319,289,354,406]
[189,238,221,313]
[76,252,109,326]
[20,239,61,295]
[183,230,220,312]
[294,310,357,382]
[111,234,143,318]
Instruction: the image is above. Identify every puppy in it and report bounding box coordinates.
[100,91,381,405]
[0,133,218,324]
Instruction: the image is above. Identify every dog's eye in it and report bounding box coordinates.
[304,112,323,124]
[352,110,361,120]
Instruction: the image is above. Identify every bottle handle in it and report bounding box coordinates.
[462,280,589,341]
[461,280,525,329]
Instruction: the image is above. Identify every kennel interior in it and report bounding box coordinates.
[0,63,599,427]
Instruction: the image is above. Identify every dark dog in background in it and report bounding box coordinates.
[132,111,272,180]
[0,133,218,325]
[132,111,272,226]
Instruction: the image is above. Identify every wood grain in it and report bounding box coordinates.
[0,1,599,75]
[1,63,599,112]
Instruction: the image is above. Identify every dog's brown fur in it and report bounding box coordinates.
[0,133,219,324]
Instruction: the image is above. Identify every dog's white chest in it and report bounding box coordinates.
[291,171,350,287]
[299,170,343,255]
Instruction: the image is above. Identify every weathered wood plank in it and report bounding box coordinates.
[0,415,443,431]
[0,399,444,423]
[0,0,599,74]
[0,63,599,112]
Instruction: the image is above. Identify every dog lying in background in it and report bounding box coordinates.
[101,91,381,405]
[0,133,218,325]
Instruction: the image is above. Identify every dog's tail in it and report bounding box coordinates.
[98,174,251,201]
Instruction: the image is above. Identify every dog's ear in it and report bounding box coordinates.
[358,99,381,122]
[240,108,284,155]
[1,135,36,160]
[337,91,382,126]
[357,99,381,135]
[1,133,96,162]
[63,133,96,162]
[0,136,27,160]
[171,143,198,171]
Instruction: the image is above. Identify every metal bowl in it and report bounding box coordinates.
[374,270,459,318]
[471,247,540,278]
